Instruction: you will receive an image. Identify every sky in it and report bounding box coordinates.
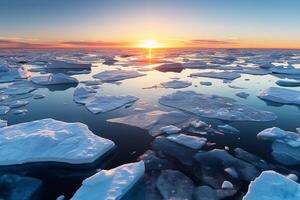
[0,0,300,48]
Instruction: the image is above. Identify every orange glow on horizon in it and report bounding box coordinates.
[137,39,164,49]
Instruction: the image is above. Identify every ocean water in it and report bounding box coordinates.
[1,48,300,199]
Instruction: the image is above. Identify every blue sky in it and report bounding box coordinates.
[0,0,300,48]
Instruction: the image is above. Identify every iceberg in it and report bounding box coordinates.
[71,161,145,200]
[31,73,78,85]
[243,171,300,200]
[160,80,192,89]
[190,71,241,80]
[93,70,145,82]
[258,87,300,105]
[108,110,196,136]
[166,134,207,149]
[0,119,115,165]
[257,127,300,165]
[159,91,276,122]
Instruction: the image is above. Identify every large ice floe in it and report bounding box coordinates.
[159,91,276,121]
[93,70,145,82]
[107,110,196,136]
[270,65,300,75]
[31,73,78,85]
[71,161,145,200]
[160,80,192,89]
[190,71,241,80]
[0,119,114,165]
[257,127,300,165]
[258,87,300,105]
[243,171,300,200]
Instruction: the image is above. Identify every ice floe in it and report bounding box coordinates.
[84,95,138,114]
[108,110,196,136]
[200,81,212,86]
[0,119,115,165]
[0,106,10,115]
[71,161,145,200]
[47,60,91,69]
[156,169,194,200]
[160,125,181,134]
[258,87,300,105]
[235,92,249,99]
[217,124,240,134]
[190,71,241,80]
[257,127,300,165]
[243,171,300,200]
[160,80,192,89]
[270,65,300,75]
[159,91,276,122]
[276,79,300,87]
[166,134,207,149]
[0,119,7,128]
[31,73,78,85]
[73,87,97,104]
[93,70,145,82]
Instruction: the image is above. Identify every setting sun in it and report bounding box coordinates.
[138,39,163,49]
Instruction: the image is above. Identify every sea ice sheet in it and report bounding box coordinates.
[159,91,276,122]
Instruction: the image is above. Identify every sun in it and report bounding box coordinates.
[139,39,163,49]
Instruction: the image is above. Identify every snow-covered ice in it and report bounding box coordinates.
[108,110,196,136]
[93,70,145,82]
[257,127,300,165]
[159,91,277,122]
[166,134,207,149]
[258,87,300,105]
[31,73,78,85]
[0,118,115,165]
[243,171,300,200]
[71,161,145,200]
[190,71,241,80]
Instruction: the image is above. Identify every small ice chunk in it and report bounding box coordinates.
[160,125,181,134]
[160,80,192,89]
[33,94,45,99]
[287,174,298,182]
[31,73,78,85]
[0,106,10,115]
[217,124,240,134]
[221,181,233,189]
[200,81,212,86]
[93,70,145,82]
[13,109,28,115]
[166,134,207,149]
[9,100,29,108]
[0,119,7,128]
[71,161,145,200]
[73,87,97,104]
[235,92,249,99]
[243,171,300,200]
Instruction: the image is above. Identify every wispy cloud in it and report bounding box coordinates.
[61,41,131,47]
[0,39,58,48]
[185,39,239,47]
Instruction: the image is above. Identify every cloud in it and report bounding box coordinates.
[0,39,58,48]
[60,41,131,47]
[185,39,239,47]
